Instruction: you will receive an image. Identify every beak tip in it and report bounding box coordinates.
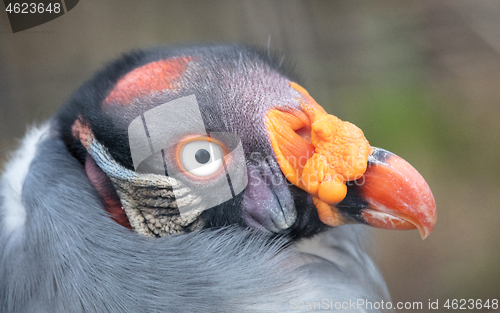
[355,147,438,238]
[419,196,437,239]
[419,227,431,240]
[419,211,437,240]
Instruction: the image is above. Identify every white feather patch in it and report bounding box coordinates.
[1,124,50,236]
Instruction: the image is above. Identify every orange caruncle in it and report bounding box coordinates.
[266,82,372,208]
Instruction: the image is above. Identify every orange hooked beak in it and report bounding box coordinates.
[266,83,437,239]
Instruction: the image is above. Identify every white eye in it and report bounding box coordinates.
[180,140,224,177]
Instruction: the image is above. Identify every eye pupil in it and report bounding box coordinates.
[195,149,211,164]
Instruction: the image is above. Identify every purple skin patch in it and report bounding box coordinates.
[242,156,297,232]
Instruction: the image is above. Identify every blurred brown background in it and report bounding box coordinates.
[1,1,499,311]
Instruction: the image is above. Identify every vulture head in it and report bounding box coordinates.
[58,44,436,240]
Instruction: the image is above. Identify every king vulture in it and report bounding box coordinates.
[0,44,436,313]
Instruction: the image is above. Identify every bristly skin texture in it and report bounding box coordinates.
[0,44,392,312]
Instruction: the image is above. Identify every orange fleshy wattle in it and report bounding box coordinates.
[265,82,372,222]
